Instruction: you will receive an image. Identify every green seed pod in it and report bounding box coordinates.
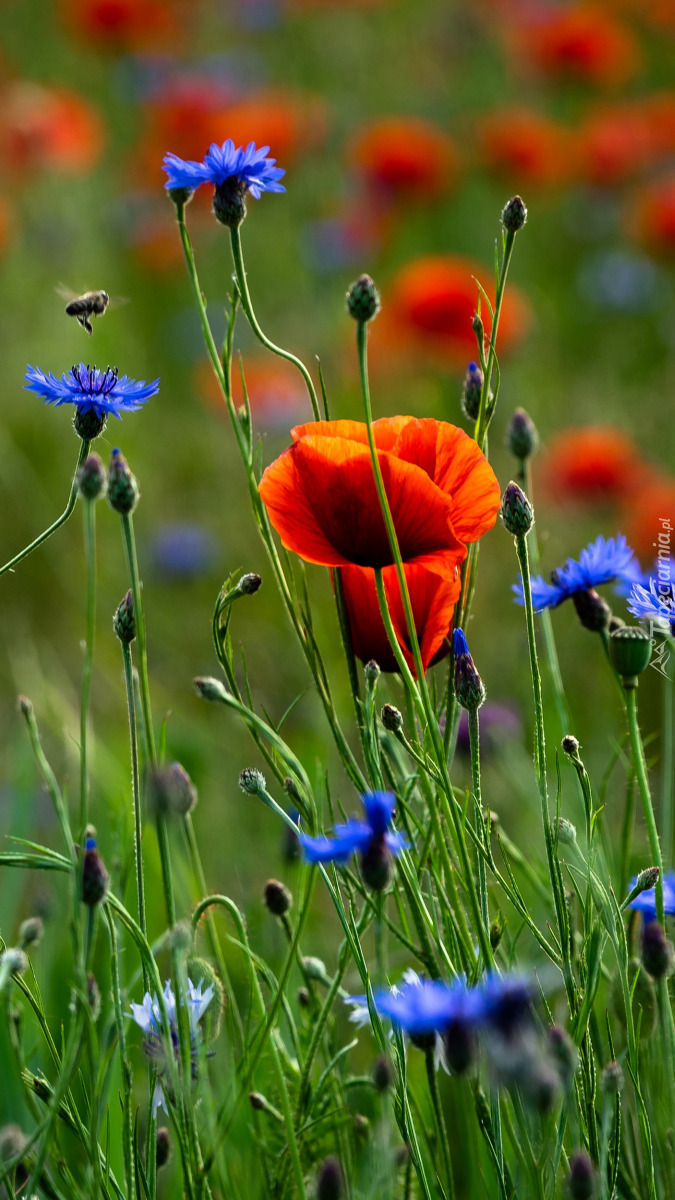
[501,195,528,234]
[346,274,380,323]
[107,448,138,515]
[77,453,107,500]
[213,178,248,228]
[609,626,652,685]
[74,407,107,441]
[501,481,534,537]
[506,408,538,461]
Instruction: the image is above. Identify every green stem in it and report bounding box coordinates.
[424,1047,455,1200]
[120,513,156,767]
[0,439,91,578]
[79,496,97,843]
[121,641,146,942]
[229,224,320,420]
[474,230,515,451]
[661,640,674,869]
[625,687,664,924]
[468,708,490,950]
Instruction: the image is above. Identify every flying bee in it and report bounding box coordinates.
[56,286,127,335]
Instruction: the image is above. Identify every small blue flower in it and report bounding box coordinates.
[627,578,675,634]
[628,870,675,923]
[163,139,286,199]
[298,791,408,867]
[453,628,469,657]
[374,975,484,1042]
[129,977,214,1116]
[25,364,159,421]
[513,534,637,613]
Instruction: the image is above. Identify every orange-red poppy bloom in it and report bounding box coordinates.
[515,5,641,88]
[259,417,500,671]
[197,358,310,428]
[477,108,574,188]
[61,0,179,49]
[347,117,458,203]
[623,476,675,558]
[539,426,645,505]
[374,256,529,369]
[0,83,104,175]
[576,103,658,185]
[632,175,675,255]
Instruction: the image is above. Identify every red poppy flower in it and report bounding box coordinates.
[632,175,675,255]
[0,83,104,175]
[197,358,309,428]
[341,563,461,672]
[577,104,658,185]
[348,117,458,203]
[478,108,575,187]
[515,5,641,88]
[624,477,675,558]
[373,256,529,369]
[259,418,500,671]
[539,426,645,505]
[61,0,179,49]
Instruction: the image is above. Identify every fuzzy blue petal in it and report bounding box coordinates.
[452,628,470,656]
[25,364,159,421]
[628,870,675,921]
[361,792,396,836]
[163,139,286,197]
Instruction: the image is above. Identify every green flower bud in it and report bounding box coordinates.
[107,448,138,515]
[346,274,380,323]
[381,703,403,733]
[18,917,43,950]
[113,590,135,645]
[501,195,528,234]
[556,817,577,845]
[609,626,652,685]
[506,408,538,461]
[194,676,229,703]
[239,767,266,796]
[213,179,248,228]
[77,453,107,500]
[501,481,534,536]
[264,879,292,916]
[156,1126,171,1168]
[74,407,107,441]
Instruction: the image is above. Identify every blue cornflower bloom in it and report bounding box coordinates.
[628,870,675,923]
[480,973,534,1038]
[513,534,637,613]
[129,977,214,1116]
[374,975,484,1064]
[627,578,675,634]
[163,139,285,199]
[25,364,159,421]
[299,792,408,889]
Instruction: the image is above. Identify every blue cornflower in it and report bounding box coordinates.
[374,975,484,1063]
[163,139,285,215]
[627,578,675,634]
[480,973,534,1039]
[513,534,637,613]
[628,870,675,923]
[25,364,159,422]
[129,977,214,1116]
[299,792,408,889]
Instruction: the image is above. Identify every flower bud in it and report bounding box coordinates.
[635,866,660,894]
[461,361,484,421]
[364,659,380,685]
[506,408,538,461]
[317,1156,344,1200]
[149,763,198,817]
[561,735,580,758]
[239,767,266,796]
[565,1151,596,1200]
[490,915,504,951]
[77,453,106,500]
[264,879,292,917]
[372,1055,393,1093]
[501,195,528,234]
[156,1126,171,1168]
[213,178,248,228]
[453,628,486,712]
[248,1091,266,1111]
[547,1025,578,1088]
[381,703,403,733]
[571,588,611,633]
[107,448,138,515]
[600,1061,624,1095]
[297,986,310,1008]
[18,917,43,950]
[471,311,484,343]
[195,676,229,704]
[442,1019,476,1075]
[113,590,136,645]
[74,407,107,441]
[359,834,391,893]
[608,615,625,634]
[501,481,534,536]
[1,948,28,978]
[240,572,262,595]
[302,956,329,984]
[346,275,380,323]
[609,626,652,684]
[167,186,194,208]
[641,920,675,979]
[0,1125,28,1189]
[81,837,109,907]
[556,817,577,845]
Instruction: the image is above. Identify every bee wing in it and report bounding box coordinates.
[108,295,130,308]
[55,283,80,301]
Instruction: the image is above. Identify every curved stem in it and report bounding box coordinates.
[229,225,320,420]
[0,438,91,577]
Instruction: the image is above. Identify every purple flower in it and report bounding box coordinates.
[25,364,159,421]
[163,139,285,199]
[514,534,637,613]
[150,523,217,580]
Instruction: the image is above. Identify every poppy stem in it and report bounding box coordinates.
[0,437,91,578]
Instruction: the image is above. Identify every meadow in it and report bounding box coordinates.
[0,1,674,1197]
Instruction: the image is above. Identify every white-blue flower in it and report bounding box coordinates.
[129,977,214,1116]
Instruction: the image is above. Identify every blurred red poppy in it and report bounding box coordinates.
[576,103,658,185]
[374,256,529,368]
[539,426,645,504]
[0,83,104,174]
[348,117,458,203]
[477,108,575,187]
[515,5,641,87]
[624,477,675,558]
[259,417,500,671]
[197,358,310,428]
[632,175,675,255]
[61,0,179,49]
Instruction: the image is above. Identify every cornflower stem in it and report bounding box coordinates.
[474,229,515,452]
[424,1046,455,1200]
[120,513,156,766]
[175,202,367,795]
[468,708,490,941]
[661,640,674,867]
[0,437,91,578]
[624,687,664,924]
[121,640,146,942]
[357,320,493,971]
[229,224,320,420]
[103,906,136,1200]
[79,495,96,845]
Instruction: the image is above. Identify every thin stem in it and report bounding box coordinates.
[0,438,91,577]
[661,641,674,869]
[625,688,664,924]
[121,641,146,941]
[79,496,97,843]
[229,224,320,420]
[474,230,515,451]
[120,513,156,767]
[424,1047,455,1200]
[468,708,490,948]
